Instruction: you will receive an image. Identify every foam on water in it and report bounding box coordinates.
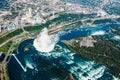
[36,44,117,80]
[112,35,120,41]
[33,26,118,79]
[26,60,34,69]
[91,30,105,36]
[33,27,107,53]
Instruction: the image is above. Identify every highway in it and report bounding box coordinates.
[0,32,28,48]
[48,19,82,34]
[0,42,15,80]
[91,15,120,21]
[48,15,120,34]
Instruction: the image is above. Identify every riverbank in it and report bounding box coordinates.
[62,31,120,79]
[0,13,120,80]
[0,62,10,80]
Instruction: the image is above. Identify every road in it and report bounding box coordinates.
[0,32,26,48]
[0,14,120,80]
[91,15,120,21]
[48,19,82,34]
[48,15,120,35]
[0,42,15,80]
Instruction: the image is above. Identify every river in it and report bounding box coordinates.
[8,23,120,80]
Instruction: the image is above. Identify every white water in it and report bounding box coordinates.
[26,60,34,69]
[12,54,27,72]
[112,35,120,41]
[91,30,105,36]
[33,28,106,52]
[33,28,59,52]
[38,44,114,80]
[33,27,118,79]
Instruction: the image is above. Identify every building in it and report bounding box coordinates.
[7,23,16,31]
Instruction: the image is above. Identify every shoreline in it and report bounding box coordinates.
[0,13,120,80]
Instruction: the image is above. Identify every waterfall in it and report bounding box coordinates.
[33,28,59,52]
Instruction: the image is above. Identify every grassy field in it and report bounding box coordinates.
[0,41,13,53]
[0,29,23,44]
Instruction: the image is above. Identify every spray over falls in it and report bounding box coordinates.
[33,28,59,52]
[9,24,120,79]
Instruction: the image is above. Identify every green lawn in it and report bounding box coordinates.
[0,41,12,53]
[0,29,23,44]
